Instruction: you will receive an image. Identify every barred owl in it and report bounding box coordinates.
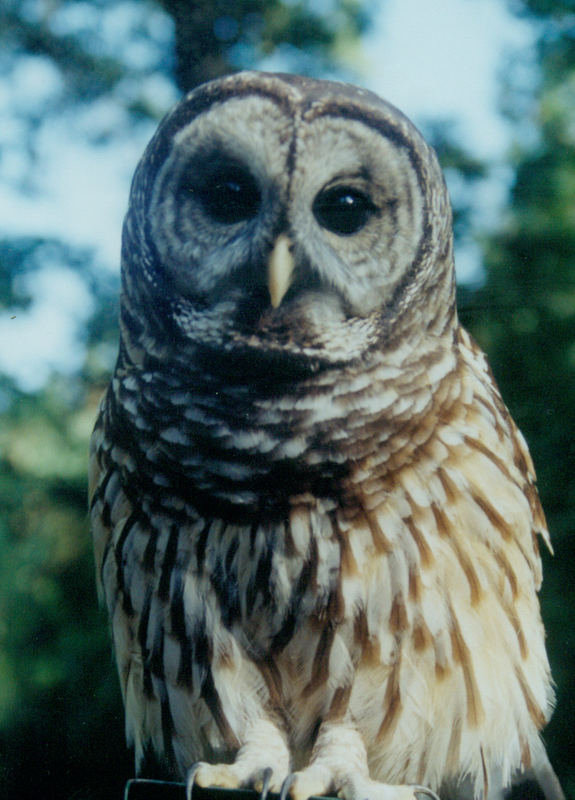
[90,72,564,800]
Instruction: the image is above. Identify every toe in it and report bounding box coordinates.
[280,766,335,800]
[339,775,434,800]
[193,762,242,790]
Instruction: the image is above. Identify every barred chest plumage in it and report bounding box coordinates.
[100,301,458,511]
[93,322,455,648]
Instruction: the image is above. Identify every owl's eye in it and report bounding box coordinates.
[313,187,377,235]
[195,165,261,224]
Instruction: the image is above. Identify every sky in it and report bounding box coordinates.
[365,0,535,282]
[0,0,536,390]
[367,0,534,160]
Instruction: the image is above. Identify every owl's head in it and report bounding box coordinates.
[122,72,455,376]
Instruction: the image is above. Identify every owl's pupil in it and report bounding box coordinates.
[197,166,261,224]
[313,187,376,235]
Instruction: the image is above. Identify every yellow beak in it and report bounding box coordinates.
[267,234,295,308]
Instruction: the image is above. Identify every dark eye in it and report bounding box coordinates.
[313,186,377,235]
[194,165,261,224]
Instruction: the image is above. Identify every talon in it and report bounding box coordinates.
[280,773,296,800]
[186,763,202,800]
[259,767,273,800]
[413,786,440,800]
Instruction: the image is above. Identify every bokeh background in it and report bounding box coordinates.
[0,1,574,798]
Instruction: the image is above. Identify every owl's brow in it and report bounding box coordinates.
[143,83,300,191]
[322,168,372,185]
[302,103,426,184]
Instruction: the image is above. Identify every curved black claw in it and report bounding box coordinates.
[413,787,441,800]
[186,763,202,800]
[259,767,273,800]
[279,773,297,800]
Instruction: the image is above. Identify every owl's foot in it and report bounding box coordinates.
[279,766,439,800]
[187,762,284,799]
[186,720,290,800]
[276,721,440,800]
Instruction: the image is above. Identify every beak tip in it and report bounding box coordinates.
[267,234,295,309]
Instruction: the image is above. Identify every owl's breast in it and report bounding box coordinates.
[108,324,456,530]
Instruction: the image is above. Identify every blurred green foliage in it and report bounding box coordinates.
[0,1,573,798]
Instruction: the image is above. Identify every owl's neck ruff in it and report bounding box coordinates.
[105,312,458,523]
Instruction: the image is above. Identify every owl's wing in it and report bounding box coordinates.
[89,404,110,602]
